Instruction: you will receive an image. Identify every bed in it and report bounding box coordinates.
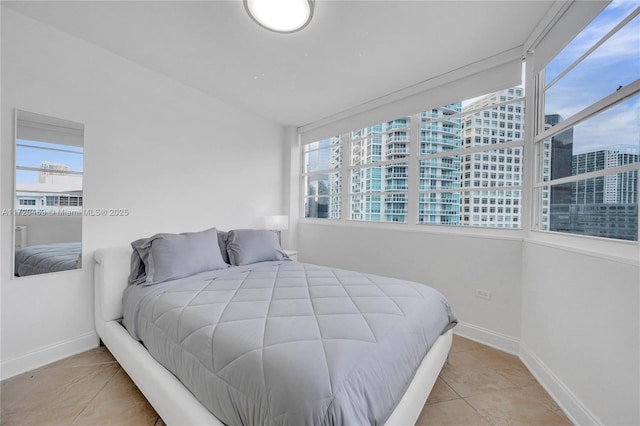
[14,242,81,276]
[94,228,456,425]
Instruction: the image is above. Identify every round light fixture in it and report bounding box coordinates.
[244,0,314,33]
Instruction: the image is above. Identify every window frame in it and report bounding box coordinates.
[530,3,640,243]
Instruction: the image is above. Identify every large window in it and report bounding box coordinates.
[302,87,526,228]
[535,1,639,241]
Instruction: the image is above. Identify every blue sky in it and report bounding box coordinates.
[544,0,639,154]
[16,139,84,184]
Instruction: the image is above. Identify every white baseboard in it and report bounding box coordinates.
[454,321,520,355]
[1,331,100,381]
[519,342,601,426]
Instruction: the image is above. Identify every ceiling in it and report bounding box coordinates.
[3,1,557,127]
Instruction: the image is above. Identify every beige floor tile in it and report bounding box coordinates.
[1,363,120,415]
[417,398,490,426]
[440,366,518,398]
[471,347,523,370]
[465,385,573,426]
[516,383,571,418]
[72,394,158,426]
[0,404,88,426]
[444,349,492,371]
[495,364,539,388]
[426,378,460,405]
[94,368,147,403]
[451,334,486,353]
[37,346,117,370]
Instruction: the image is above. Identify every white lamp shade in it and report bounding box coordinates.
[265,215,289,231]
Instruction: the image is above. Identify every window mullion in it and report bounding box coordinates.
[407,114,420,225]
[340,132,350,222]
[534,162,640,188]
[417,139,524,162]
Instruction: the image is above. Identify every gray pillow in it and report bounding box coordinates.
[226,229,289,266]
[129,228,228,285]
[217,230,230,264]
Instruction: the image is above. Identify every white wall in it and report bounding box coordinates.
[521,241,639,426]
[298,222,523,352]
[1,8,285,379]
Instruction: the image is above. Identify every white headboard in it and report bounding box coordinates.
[94,247,132,324]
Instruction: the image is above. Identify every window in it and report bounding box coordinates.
[535,1,639,241]
[302,86,526,228]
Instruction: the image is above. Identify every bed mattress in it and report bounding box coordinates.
[122,260,457,425]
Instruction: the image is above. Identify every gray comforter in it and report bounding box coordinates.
[123,261,457,425]
[14,242,81,276]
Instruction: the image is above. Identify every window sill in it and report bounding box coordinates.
[525,230,639,266]
[298,218,524,241]
[297,219,639,266]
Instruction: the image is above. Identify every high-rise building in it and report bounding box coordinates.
[350,106,461,224]
[571,146,638,204]
[545,114,574,204]
[550,145,639,241]
[460,87,525,228]
[351,119,411,222]
[418,106,462,225]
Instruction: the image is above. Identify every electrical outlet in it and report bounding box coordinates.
[475,289,492,300]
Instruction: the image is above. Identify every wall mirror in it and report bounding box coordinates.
[13,109,84,278]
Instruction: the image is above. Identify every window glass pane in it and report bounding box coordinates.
[305,196,341,219]
[545,13,640,118]
[458,190,522,228]
[303,136,342,173]
[350,193,407,223]
[420,158,462,190]
[545,173,638,241]
[418,192,460,225]
[350,194,382,222]
[303,136,342,153]
[545,1,639,85]
[351,163,409,193]
[460,91,525,149]
[348,117,410,223]
[543,96,639,183]
[305,172,341,197]
[456,148,523,189]
[351,118,410,166]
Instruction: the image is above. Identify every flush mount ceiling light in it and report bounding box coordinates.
[244,0,314,33]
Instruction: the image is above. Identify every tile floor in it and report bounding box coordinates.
[1,334,572,425]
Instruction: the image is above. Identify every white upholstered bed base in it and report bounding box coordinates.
[94,247,452,426]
